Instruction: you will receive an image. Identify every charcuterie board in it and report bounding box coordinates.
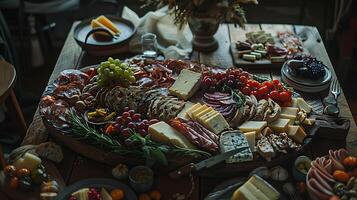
[230,31,309,70]
[40,57,323,176]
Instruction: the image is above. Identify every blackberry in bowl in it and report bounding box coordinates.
[288,55,326,80]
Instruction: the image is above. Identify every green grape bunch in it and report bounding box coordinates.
[97,57,136,87]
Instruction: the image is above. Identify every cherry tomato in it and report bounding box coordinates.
[262,81,274,91]
[269,90,280,101]
[279,91,291,102]
[257,86,269,96]
[272,79,280,85]
[233,69,241,77]
[242,86,251,95]
[240,71,250,78]
[249,80,260,88]
[285,89,292,96]
[239,76,248,84]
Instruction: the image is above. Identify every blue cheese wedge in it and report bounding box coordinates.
[220,130,253,163]
[169,69,202,100]
[148,121,196,149]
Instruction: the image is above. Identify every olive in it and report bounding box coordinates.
[19,177,32,190]
[4,165,16,176]
[16,168,31,178]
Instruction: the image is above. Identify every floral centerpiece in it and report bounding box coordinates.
[142,0,258,52]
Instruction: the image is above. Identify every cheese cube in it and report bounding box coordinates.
[287,125,307,144]
[280,114,296,124]
[291,98,298,108]
[268,118,290,133]
[177,101,195,120]
[238,121,267,137]
[303,118,315,126]
[281,107,299,116]
[169,69,202,100]
[203,113,229,135]
[297,98,312,114]
[244,131,256,152]
[148,121,196,149]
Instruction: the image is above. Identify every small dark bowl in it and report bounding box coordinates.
[83,110,114,126]
[129,166,154,193]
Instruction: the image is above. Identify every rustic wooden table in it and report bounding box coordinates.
[2,23,357,200]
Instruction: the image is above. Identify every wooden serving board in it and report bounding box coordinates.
[229,43,284,70]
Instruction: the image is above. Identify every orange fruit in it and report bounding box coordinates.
[138,193,151,200]
[149,190,161,200]
[329,195,341,200]
[333,170,350,182]
[110,188,125,200]
[342,156,357,168]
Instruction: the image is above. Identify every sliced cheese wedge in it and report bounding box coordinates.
[91,19,116,36]
[268,118,290,133]
[96,15,120,33]
[148,121,196,149]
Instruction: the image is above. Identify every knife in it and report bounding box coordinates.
[169,146,248,179]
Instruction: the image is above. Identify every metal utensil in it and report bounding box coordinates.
[323,78,341,116]
[169,147,248,179]
[204,181,244,200]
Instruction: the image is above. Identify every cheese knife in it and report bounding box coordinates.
[169,146,248,179]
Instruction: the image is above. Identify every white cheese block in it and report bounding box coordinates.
[220,131,253,163]
[243,131,256,152]
[281,107,299,116]
[148,121,196,149]
[232,175,280,200]
[169,69,202,100]
[279,114,296,124]
[238,121,267,137]
[291,98,298,108]
[287,125,307,144]
[268,118,290,133]
[297,98,312,114]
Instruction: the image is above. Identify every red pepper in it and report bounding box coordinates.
[105,124,115,135]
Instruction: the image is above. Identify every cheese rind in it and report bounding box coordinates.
[169,69,202,100]
[287,125,306,144]
[148,121,196,149]
[244,131,256,152]
[268,118,290,133]
[185,103,201,118]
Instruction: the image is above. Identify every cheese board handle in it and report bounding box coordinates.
[169,163,196,179]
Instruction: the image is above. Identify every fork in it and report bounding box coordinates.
[323,78,341,116]
[331,78,341,100]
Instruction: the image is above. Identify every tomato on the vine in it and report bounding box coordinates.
[272,79,280,85]
[249,80,260,88]
[242,86,251,95]
[257,86,269,96]
[279,91,291,102]
[262,81,274,91]
[239,76,248,84]
[268,90,280,101]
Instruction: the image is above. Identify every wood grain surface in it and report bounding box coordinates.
[14,22,357,200]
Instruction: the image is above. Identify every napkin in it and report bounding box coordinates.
[121,6,193,59]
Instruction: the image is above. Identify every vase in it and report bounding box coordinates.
[188,14,220,53]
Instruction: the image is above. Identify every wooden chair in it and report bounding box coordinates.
[0,59,27,142]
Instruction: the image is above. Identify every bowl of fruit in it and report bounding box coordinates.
[306,148,357,200]
[56,178,137,200]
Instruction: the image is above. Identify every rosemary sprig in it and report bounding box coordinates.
[68,111,210,165]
